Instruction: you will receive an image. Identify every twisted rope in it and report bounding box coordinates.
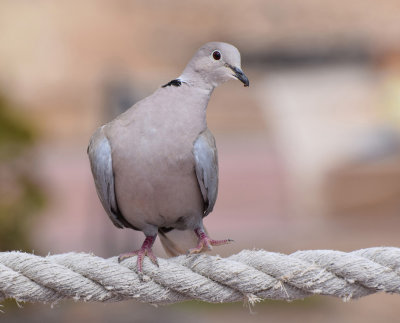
[0,247,399,305]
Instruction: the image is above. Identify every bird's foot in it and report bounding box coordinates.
[188,228,233,254]
[118,235,158,274]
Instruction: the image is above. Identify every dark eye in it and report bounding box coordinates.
[212,50,221,60]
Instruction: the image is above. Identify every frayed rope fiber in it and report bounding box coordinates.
[1,247,400,305]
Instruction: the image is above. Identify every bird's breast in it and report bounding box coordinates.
[104,86,210,229]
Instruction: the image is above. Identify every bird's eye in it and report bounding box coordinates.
[212,50,221,60]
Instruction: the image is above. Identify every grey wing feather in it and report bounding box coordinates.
[193,128,219,216]
[87,126,125,228]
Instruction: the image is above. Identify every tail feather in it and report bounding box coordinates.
[158,229,201,257]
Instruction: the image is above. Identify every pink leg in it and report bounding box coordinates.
[188,228,233,254]
[118,235,158,273]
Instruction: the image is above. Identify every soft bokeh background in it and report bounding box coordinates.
[1,0,400,322]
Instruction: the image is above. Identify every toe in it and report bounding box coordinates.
[188,240,207,254]
[209,238,233,247]
[188,245,202,254]
[136,251,145,273]
[187,247,201,255]
[118,251,138,263]
[147,249,159,266]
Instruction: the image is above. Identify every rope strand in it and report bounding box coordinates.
[0,247,399,305]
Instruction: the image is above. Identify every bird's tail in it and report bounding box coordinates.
[158,228,202,257]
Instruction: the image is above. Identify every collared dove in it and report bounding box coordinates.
[88,42,249,273]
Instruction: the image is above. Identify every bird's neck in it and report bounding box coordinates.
[174,83,212,133]
[178,71,216,92]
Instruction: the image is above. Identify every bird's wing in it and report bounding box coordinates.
[193,128,219,216]
[87,126,127,229]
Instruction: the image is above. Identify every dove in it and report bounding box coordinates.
[88,42,249,273]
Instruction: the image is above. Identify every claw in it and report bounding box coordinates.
[188,228,233,254]
[118,235,158,273]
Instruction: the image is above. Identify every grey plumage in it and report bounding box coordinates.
[87,127,124,229]
[88,42,248,268]
[193,129,219,216]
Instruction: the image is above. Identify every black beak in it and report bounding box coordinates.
[227,64,249,87]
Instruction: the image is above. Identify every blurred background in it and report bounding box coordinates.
[1,0,400,322]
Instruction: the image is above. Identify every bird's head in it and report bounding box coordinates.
[180,42,249,89]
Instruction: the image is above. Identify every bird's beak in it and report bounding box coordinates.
[226,64,249,87]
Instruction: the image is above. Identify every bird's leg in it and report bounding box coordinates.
[118,235,158,273]
[188,227,233,254]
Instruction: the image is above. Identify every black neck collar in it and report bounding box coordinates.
[162,79,182,88]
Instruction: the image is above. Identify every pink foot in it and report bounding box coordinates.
[118,235,158,273]
[188,228,233,254]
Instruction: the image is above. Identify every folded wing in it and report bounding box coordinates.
[193,128,219,216]
[87,126,128,229]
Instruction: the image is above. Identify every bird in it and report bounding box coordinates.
[88,42,249,274]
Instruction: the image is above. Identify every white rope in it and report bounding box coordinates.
[0,247,399,305]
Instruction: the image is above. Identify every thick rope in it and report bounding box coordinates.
[0,247,399,305]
